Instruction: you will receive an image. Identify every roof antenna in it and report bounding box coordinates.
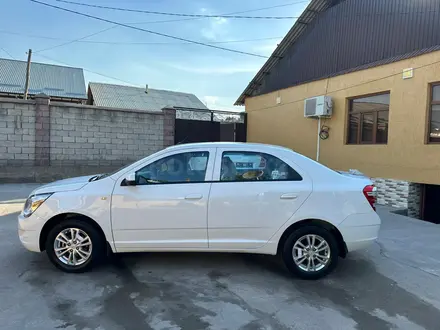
[145,84,149,94]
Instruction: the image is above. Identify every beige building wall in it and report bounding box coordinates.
[245,50,440,185]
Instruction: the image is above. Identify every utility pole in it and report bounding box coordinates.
[24,49,32,100]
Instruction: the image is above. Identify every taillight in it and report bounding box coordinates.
[363,185,377,211]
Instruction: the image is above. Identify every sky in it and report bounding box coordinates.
[0,0,309,111]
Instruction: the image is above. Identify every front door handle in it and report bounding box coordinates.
[280,193,298,200]
[184,194,203,201]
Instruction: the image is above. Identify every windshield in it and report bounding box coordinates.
[107,162,134,176]
[89,162,134,182]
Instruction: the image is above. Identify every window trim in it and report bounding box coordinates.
[346,91,390,145]
[427,82,440,144]
[216,150,303,183]
[134,150,211,186]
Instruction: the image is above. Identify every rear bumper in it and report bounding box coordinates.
[342,225,380,252]
[338,213,381,252]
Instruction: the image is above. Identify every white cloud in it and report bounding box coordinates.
[203,96,244,112]
[200,29,216,41]
[203,95,219,106]
[252,43,279,55]
[214,17,228,25]
[166,63,259,75]
[201,16,229,41]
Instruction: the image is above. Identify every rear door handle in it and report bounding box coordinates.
[184,194,203,201]
[280,193,298,200]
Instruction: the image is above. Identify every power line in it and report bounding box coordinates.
[33,54,237,110]
[29,1,303,54]
[33,53,440,112]
[126,7,439,25]
[0,30,283,45]
[29,1,304,54]
[54,0,305,19]
[30,50,440,111]
[125,1,310,25]
[0,30,63,41]
[247,58,440,112]
[35,26,117,53]
[34,53,141,87]
[0,47,15,59]
[30,0,270,59]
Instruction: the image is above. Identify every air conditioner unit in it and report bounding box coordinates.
[304,96,333,118]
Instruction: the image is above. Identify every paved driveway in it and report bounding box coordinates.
[1,184,440,330]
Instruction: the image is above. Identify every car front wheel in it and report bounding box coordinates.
[282,225,339,280]
[45,219,105,273]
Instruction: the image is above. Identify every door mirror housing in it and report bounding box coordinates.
[124,172,136,186]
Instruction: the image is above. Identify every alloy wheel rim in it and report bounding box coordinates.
[292,234,330,272]
[54,228,93,266]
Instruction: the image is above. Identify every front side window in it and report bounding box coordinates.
[220,151,302,182]
[429,84,440,143]
[136,151,209,184]
[347,93,390,144]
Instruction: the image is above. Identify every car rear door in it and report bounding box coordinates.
[207,147,312,250]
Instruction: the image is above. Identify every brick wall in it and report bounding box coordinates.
[373,178,421,218]
[0,99,36,167]
[0,95,174,182]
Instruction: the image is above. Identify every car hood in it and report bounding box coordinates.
[31,175,97,195]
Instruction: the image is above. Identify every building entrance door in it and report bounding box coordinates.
[422,184,440,224]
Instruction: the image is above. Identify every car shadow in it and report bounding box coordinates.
[109,250,370,281]
[107,251,440,330]
[11,247,440,330]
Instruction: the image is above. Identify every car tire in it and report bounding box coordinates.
[282,225,339,280]
[45,219,105,273]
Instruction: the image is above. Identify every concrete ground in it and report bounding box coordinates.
[1,185,440,330]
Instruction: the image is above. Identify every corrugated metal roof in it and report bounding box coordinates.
[235,0,334,105]
[0,58,87,99]
[89,82,208,112]
[236,0,440,105]
[320,45,440,81]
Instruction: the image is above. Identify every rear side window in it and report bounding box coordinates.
[220,151,302,182]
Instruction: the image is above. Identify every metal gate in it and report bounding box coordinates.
[174,107,246,145]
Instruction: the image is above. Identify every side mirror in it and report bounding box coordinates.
[124,172,136,186]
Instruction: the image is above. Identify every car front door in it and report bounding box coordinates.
[207,148,312,250]
[111,148,215,251]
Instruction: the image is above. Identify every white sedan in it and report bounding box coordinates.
[18,142,380,279]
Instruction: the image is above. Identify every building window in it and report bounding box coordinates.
[429,84,440,143]
[347,93,390,144]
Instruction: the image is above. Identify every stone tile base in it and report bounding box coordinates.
[408,183,422,218]
[373,178,421,218]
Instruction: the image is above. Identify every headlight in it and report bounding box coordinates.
[22,193,52,218]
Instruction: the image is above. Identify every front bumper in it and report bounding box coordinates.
[18,213,41,252]
[18,228,40,252]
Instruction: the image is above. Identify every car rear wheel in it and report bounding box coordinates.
[282,225,339,280]
[45,219,105,273]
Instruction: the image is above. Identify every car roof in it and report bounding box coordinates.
[166,142,291,152]
[111,141,350,184]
